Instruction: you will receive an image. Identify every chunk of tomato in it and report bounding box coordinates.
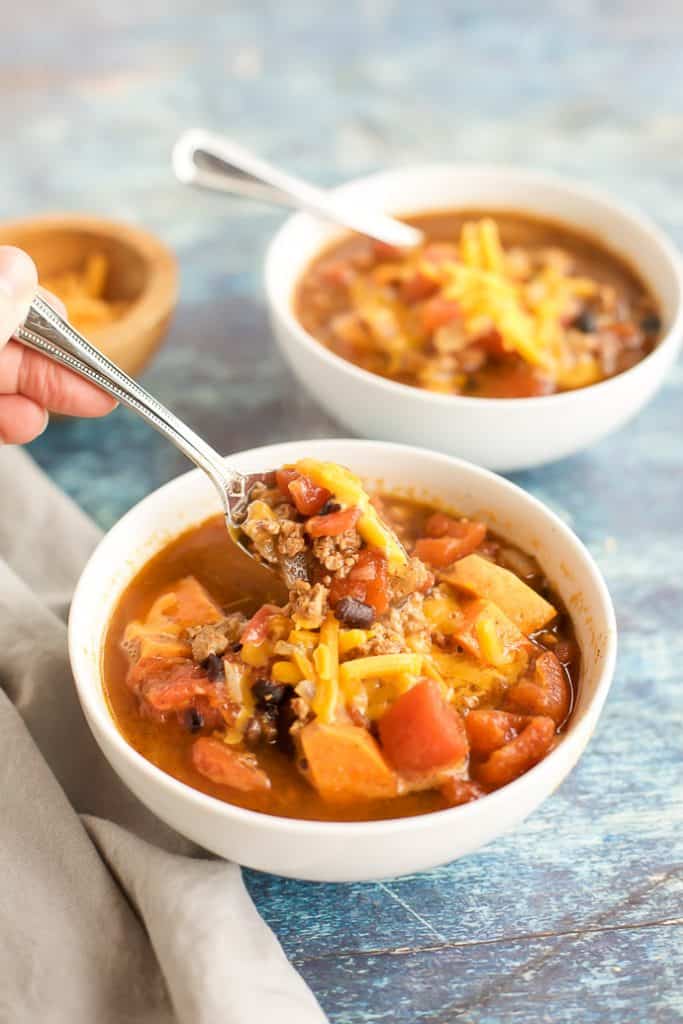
[476,327,507,357]
[241,604,283,645]
[305,506,361,537]
[415,536,466,568]
[465,709,529,757]
[425,512,485,541]
[378,679,468,773]
[440,777,486,807]
[329,548,389,615]
[415,530,485,568]
[400,271,439,304]
[474,716,555,789]
[416,517,486,567]
[191,738,271,792]
[288,474,331,516]
[506,650,570,725]
[127,656,204,700]
[420,298,461,334]
[356,549,389,614]
[180,695,225,731]
[276,467,299,497]
[425,512,456,538]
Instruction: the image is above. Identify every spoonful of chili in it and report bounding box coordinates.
[14,294,279,560]
[171,130,423,250]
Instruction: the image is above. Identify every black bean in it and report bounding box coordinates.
[275,694,297,754]
[252,679,289,708]
[572,310,597,333]
[183,707,204,733]
[641,312,662,334]
[319,499,342,516]
[203,653,225,682]
[232,642,243,653]
[334,596,375,629]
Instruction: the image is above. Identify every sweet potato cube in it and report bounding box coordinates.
[298,722,398,802]
[454,598,530,666]
[138,634,192,661]
[441,554,556,634]
[145,576,224,634]
[192,738,270,792]
[123,619,192,662]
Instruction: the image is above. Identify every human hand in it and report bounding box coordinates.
[0,246,116,444]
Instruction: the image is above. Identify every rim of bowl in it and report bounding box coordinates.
[69,439,618,840]
[265,162,683,410]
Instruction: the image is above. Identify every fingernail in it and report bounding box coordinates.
[38,409,50,437]
[0,247,38,342]
[0,246,38,349]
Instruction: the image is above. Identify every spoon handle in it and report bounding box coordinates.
[15,294,251,519]
[172,130,423,249]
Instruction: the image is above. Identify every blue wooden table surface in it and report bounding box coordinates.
[5,2,683,1020]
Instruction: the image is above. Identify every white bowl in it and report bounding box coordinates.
[266,165,683,472]
[69,439,616,882]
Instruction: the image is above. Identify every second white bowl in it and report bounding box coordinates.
[266,165,683,471]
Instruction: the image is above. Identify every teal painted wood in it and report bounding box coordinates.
[5,1,683,1020]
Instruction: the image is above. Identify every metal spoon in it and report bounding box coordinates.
[15,294,276,560]
[172,130,423,250]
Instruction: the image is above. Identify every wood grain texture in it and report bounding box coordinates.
[4,1,682,1020]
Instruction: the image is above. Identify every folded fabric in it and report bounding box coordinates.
[0,446,327,1024]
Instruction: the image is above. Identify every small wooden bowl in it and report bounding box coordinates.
[0,213,178,377]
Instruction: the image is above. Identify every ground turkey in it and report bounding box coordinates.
[312,529,361,577]
[289,582,330,629]
[186,613,246,663]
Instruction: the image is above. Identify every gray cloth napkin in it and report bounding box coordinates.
[0,446,327,1024]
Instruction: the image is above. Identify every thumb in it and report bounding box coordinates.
[0,246,38,348]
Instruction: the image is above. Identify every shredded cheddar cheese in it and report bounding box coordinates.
[475,614,505,666]
[428,218,605,377]
[42,253,130,333]
[339,653,423,684]
[338,628,373,654]
[311,614,340,723]
[291,458,407,571]
[240,641,271,667]
[271,660,302,684]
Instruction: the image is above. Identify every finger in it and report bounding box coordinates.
[0,394,48,445]
[0,341,117,417]
[0,247,38,345]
